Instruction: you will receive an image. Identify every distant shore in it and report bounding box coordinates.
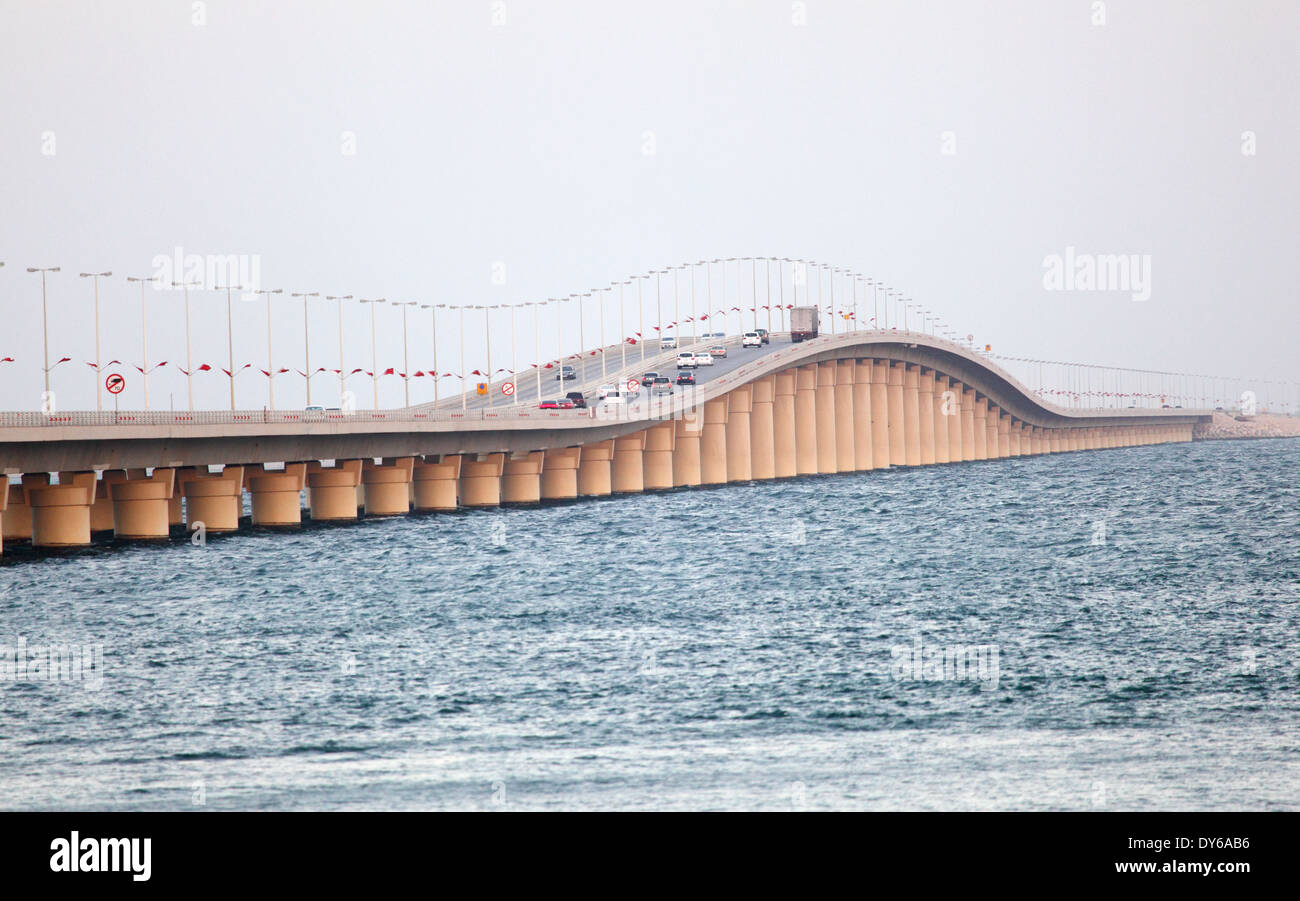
[1195,412,1300,440]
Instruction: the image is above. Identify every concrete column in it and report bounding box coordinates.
[726,385,753,482]
[932,375,951,465]
[110,468,177,538]
[887,362,906,466]
[578,439,614,496]
[985,404,1001,458]
[360,457,415,514]
[971,396,988,460]
[29,472,96,547]
[815,362,838,474]
[414,455,462,511]
[749,376,777,480]
[540,447,581,501]
[946,382,964,462]
[701,398,730,485]
[167,469,184,528]
[645,421,677,490]
[247,463,306,526]
[901,364,921,466]
[184,465,246,531]
[1,473,48,543]
[612,432,646,493]
[305,460,362,520]
[834,360,856,472]
[0,479,7,554]
[917,369,936,465]
[961,387,976,461]
[773,371,798,478]
[870,361,891,468]
[1050,430,1062,453]
[672,419,702,487]
[1010,420,1022,456]
[794,364,819,475]
[459,453,506,507]
[90,469,138,532]
[501,451,545,505]
[852,361,874,470]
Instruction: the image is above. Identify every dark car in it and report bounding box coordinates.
[676,371,696,386]
[555,365,576,380]
[755,328,770,344]
[565,391,587,408]
[641,371,659,387]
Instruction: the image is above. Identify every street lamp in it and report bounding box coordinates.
[79,270,112,411]
[291,292,321,407]
[251,288,284,409]
[215,283,243,409]
[394,300,418,407]
[174,279,202,410]
[359,297,386,409]
[419,302,440,406]
[326,294,352,406]
[125,274,157,409]
[26,266,60,401]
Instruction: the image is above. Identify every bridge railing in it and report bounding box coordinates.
[0,408,598,428]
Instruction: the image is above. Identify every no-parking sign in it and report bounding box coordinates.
[105,373,126,395]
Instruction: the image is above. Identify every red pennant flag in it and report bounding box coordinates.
[198,363,212,371]
[382,367,395,376]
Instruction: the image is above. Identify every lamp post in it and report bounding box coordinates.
[637,278,645,363]
[291,292,320,407]
[174,279,202,410]
[26,266,60,400]
[125,275,156,409]
[79,270,112,411]
[509,302,519,405]
[251,288,284,409]
[359,297,385,409]
[215,283,242,410]
[532,301,542,402]
[420,302,440,406]
[394,301,417,407]
[326,295,352,406]
[619,282,628,370]
[481,304,495,406]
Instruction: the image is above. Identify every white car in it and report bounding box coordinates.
[695,351,714,366]
[676,352,697,369]
[598,384,618,399]
[660,336,678,350]
[709,344,727,359]
[742,332,761,348]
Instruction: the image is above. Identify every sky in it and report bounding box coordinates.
[0,0,1296,411]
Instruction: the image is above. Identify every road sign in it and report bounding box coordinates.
[501,381,515,396]
[105,373,126,395]
[476,382,487,395]
[626,379,641,393]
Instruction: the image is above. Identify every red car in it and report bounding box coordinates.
[539,397,576,410]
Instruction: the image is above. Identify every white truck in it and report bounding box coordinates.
[790,306,819,342]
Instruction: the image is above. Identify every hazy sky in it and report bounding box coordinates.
[1,0,1296,411]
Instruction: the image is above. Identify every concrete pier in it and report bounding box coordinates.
[772,371,798,478]
[540,446,581,501]
[29,471,96,547]
[834,360,856,473]
[700,398,730,485]
[815,362,838,474]
[413,455,461,511]
[612,433,645,494]
[247,463,306,527]
[749,376,776,480]
[501,451,545,505]
[183,465,246,531]
[672,419,702,488]
[644,422,677,490]
[109,468,177,539]
[364,457,415,515]
[459,453,506,507]
[725,386,753,483]
[870,361,891,468]
[578,439,614,496]
[794,365,818,476]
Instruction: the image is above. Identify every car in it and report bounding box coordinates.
[709,344,727,358]
[660,336,678,350]
[641,371,660,386]
[304,404,326,412]
[651,376,673,394]
[676,371,696,386]
[742,332,761,348]
[539,397,575,409]
[598,384,618,399]
[555,364,576,380]
[755,328,770,344]
[676,352,697,369]
[711,331,725,339]
[695,352,714,366]
[599,390,625,405]
[565,391,587,408]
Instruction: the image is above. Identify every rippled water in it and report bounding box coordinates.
[2,438,1297,810]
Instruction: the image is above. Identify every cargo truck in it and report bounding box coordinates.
[790,305,819,342]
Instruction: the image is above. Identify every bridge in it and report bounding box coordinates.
[0,324,1206,554]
